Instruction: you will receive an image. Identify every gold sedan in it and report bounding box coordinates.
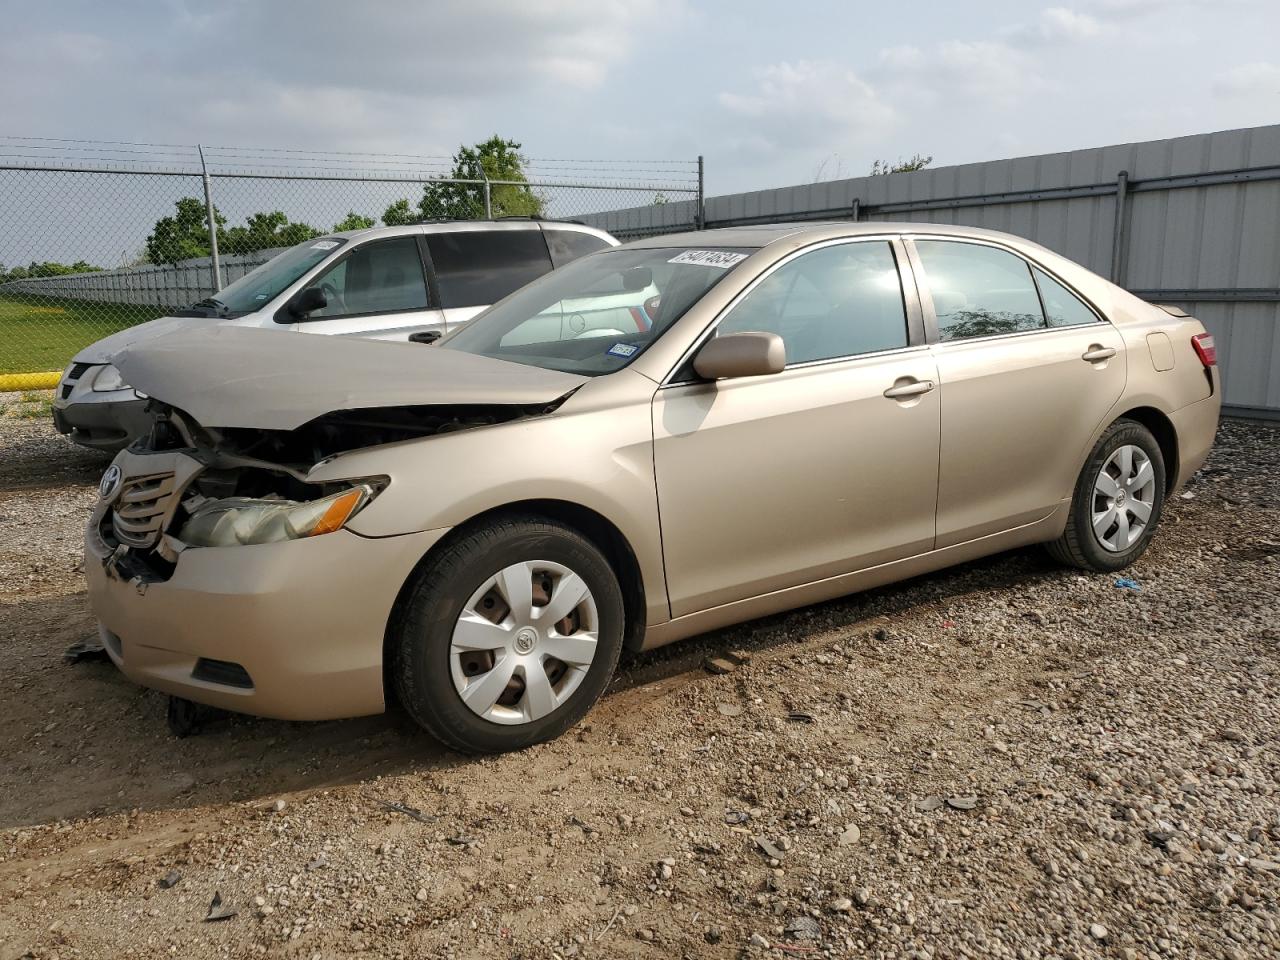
[86,223,1220,752]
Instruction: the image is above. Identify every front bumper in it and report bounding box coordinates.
[86,515,447,721]
[53,390,152,452]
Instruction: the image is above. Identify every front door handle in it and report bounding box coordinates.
[1082,345,1117,362]
[883,379,936,400]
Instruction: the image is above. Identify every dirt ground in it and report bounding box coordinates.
[0,407,1277,960]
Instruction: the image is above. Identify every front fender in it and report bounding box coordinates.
[306,395,667,624]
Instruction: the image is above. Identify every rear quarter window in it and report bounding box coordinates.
[427,229,554,309]
[545,229,613,268]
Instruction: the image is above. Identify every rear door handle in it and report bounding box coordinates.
[883,379,936,399]
[1082,346,1117,362]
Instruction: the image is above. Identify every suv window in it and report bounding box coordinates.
[427,229,554,309]
[545,228,612,268]
[717,241,909,364]
[915,240,1044,341]
[1033,267,1100,328]
[300,236,429,319]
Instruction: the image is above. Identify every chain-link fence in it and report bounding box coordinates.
[0,138,703,390]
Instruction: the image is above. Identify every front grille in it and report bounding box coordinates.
[111,471,179,549]
[192,658,254,689]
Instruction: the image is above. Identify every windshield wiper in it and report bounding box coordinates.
[175,297,230,319]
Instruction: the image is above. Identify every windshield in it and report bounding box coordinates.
[439,246,754,375]
[178,237,348,318]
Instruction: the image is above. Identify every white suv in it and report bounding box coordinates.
[53,219,617,451]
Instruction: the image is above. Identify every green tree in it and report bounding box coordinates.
[870,154,933,176]
[146,197,224,264]
[381,199,415,226]
[221,211,321,255]
[418,135,544,220]
[333,211,376,232]
[1,260,102,283]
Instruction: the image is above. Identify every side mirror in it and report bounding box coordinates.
[693,331,786,380]
[289,286,327,318]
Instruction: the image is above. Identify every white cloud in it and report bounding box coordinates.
[1002,6,1102,45]
[718,60,897,158]
[1038,7,1103,40]
[1213,61,1280,96]
[0,0,684,156]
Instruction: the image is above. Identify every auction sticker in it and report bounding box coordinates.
[668,250,748,268]
[311,240,341,250]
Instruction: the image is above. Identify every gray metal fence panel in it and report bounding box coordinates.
[583,124,1280,414]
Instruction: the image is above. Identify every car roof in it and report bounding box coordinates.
[327,219,616,243]
[626,221,1053,255]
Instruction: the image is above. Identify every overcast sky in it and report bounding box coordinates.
[2,0,1279,196]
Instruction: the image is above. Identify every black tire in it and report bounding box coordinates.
[391,514,624,754]
[1046,418,1166,571]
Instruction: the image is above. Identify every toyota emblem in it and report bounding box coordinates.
[98,464,123,501]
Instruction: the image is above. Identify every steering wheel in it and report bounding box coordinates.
[319,281,346,315]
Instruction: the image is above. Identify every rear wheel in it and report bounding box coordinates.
[392,515,624,754]
[1046,418,1166,571]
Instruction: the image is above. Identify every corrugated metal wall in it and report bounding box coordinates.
[585,125,1280,416]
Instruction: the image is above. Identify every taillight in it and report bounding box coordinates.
[1191,333,1216,367]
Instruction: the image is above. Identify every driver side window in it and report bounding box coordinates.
[301,236,430,320]
[717,241,909,365]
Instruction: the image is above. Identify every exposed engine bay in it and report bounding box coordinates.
[145,396,566,495]
[94,394,570,580]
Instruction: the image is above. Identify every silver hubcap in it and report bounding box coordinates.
[1092,444,1156,552]
[449,560,598,725]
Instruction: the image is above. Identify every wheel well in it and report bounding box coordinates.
[1116,406,1179,492]
[383,500,648,697]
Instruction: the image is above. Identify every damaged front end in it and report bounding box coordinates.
[89,396,565,587]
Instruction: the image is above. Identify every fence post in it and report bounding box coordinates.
[850,198,861,222]
[696,155,706,230]
[197,144,222,292]
[482,175,493,219]
[1110,170,1129,285]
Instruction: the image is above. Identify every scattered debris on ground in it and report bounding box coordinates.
[1,412,1277,958]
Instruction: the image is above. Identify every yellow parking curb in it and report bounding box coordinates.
[0,371,61,391]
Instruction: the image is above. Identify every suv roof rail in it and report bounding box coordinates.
[408,215,590,227]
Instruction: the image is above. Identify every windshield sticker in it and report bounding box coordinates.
[607,342,639,358]
[668,250,748,268]
[254,294,269,300]
[310,240,340,250]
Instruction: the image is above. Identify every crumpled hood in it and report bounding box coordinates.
[72,316,209,364]
[109,323,587,430]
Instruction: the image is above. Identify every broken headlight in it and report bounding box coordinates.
[178,483,380,547]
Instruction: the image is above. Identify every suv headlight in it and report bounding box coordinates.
[91,364,131,393]
[179,483,380,547]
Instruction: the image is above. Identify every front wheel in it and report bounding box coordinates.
[391,515,624,754]
[1046,418,1166,571]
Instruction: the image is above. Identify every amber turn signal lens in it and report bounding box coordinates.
[308,488,366,537]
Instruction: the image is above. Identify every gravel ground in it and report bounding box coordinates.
[0,405,1277,960]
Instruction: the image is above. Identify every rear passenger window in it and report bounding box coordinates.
[915,241,1045,341]
[545,229,612,268]
[717,240,909,364]
[1033,267,1100,328]
[427,229,554,308]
